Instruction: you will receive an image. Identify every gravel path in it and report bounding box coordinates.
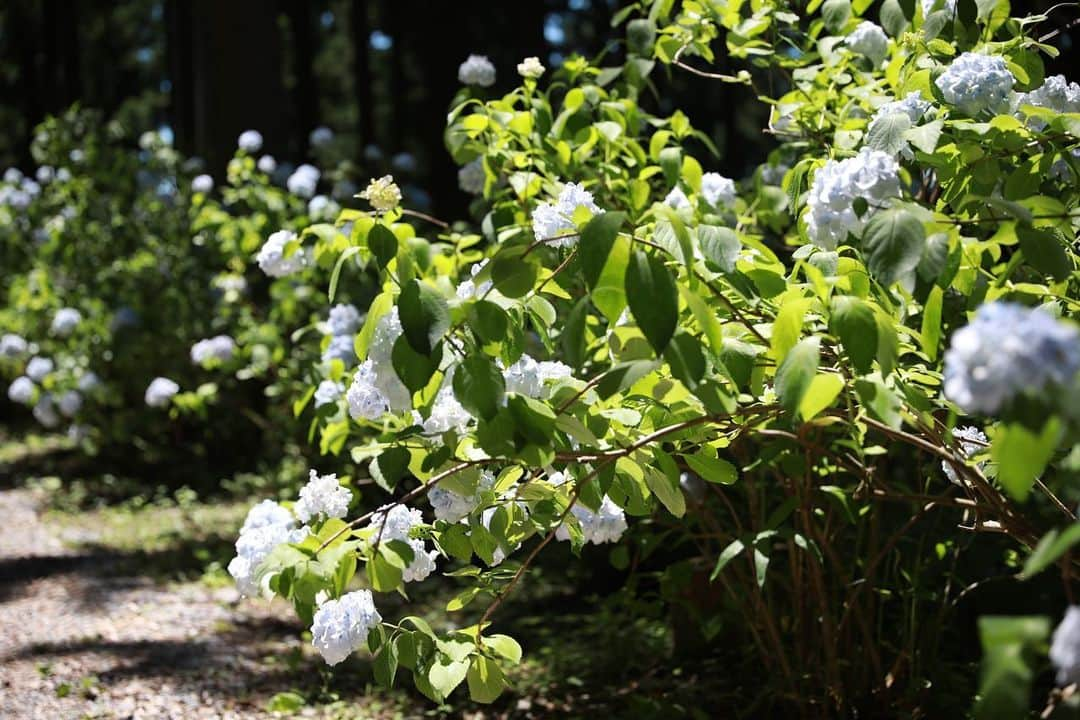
[0,489,337,720]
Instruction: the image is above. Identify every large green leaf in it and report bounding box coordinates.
[452,354,505,420]
[399,279,450,354]
[625,249,678,354]
[992,419,1062,502]
[580,211,626,288]
[830,296,877,374]
[775,337,821,413]
[367,223,398,268]
[391,336,441,393]
[863,207,926,286]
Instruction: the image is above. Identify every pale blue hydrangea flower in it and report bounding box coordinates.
[314,379,344,408]
[191,174,214,193]
[191,335,236,365]
[556,495,628,545]
[365,505,438,583]
[429,470,497,524]
[868,91,933,159]
[323,334,357,366]
[943,302,1080,415]
[0,333,28,358]
[664,186,691,209]
[455,259,492,300]
[51,307,82,337]
[26,356,54,382]
[33,394,60,428]
[228,501,305,597]
[77,371,101,393]
[531,182,601,247]
[257,230,310,277]
[458,158,485,195]
[328,304,363,337]
[804,148,901,249]
[257,154,277,174]
[294,469,352,523]
[346,360,390,420]
[503,354,573,399]
[458,54,496,87]
[1014,75,1080,131]
[287,163,320,198]
[309,126,334,147]
[846,21,889,64]
[701,172,736,207]
[935,52,1014,116]
[308,194,340,221]
[941,426,987,485]
[145,377,180,408]
[237,129,263,153]
[1051,606,1080,686]
[7,376,35,405]
[310,590,382,665]
[58,390,82,418]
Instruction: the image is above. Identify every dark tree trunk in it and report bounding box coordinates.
[349,0,372,156]
[285,0,318,158]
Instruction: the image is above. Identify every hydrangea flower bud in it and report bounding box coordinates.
[517,56,545,79]
[458,54,497,87]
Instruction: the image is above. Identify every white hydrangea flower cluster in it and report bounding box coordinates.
[51,307,82,337]
[77,371,101,393]
[294,469,352,524]
[191,174,214,194]
[0,169,41,209]
[257,155,277,174]
[664,186,691,209]
[58,390,82,418]
[26,356,54,382]
[1052,606,1080,686]
[701,172,736,207]
[237,129,263,153]
[921,0,957,14]
[941,426,988,485]
[287,163,320,198]
[935,52,1014,116]
[417,377,473,436]
[228,499,306,598]
[518,56,545,78]
[458,158,485,195]
[307,194,340,221]
[8,376,35,405]
[310,590,382,666]
[845,21,889,64]
[190,335,236,365]
[943,302,1080,415]
[455,259,492,300]
[503,354,573,399]
[257,229,310,278]
[310,126,334,147]
[804,148,901,249]
[367,505,438,583]
[359,175,402,212]
[323,304,363,366]
[1014,75,1080,131]
[33,395,60,428]
[1,333,28,357]
[868,91,933,159]
[429,470,498,523]
[556,495,629,545]
[458,54,496,87]
[531,182,601,247]
[145,377,180,408]
[346,309,411,420]
[36,166,54,184]
[314,379,345,408]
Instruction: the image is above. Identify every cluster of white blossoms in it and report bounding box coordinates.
[50,308,82,337]
[935,52,1014,116]
[1052,606,1080,686]
[366,505,438,583]
[457,158,485,195]
[1,333,28,357]
[458,54,496,87]
[921,0,957,14]
[77,371,101,393]
[310,126,335,148]
[257,229,310,278]
[868,91,933,159]
[191,174,214,194]
[1014,74,1080,131]
[503,354,573,399]
[455,259,492,300]
[531,182,601,247]
[701,172,736,208]
[257,154,277,174]
[323,303,363,366]
[33,395,60,428]
[26,356,54,382]
[346,309,411,420]
[228,499,306,598]
[664,186,691,209]
[518,56,545,79]
[556,495,628,545]
[294,469,352,524]
[943,302,1080,416]
[58,390,82,417]
[190,335,236,366]
[804,148,901,249]
[310,590,382,666]
[429,470,497,524]
[359,175,401,212]
[941,426,988,485]
[845,21,889,64]
[415,376,473,436]
[144,376,180,408]
[237,129,263,153]
[7,376,35,405]
[314,379,344,408]
[307,194,340,221]
[287,163,320,198]
[0,168,42,210]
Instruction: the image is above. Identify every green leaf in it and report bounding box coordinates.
[507,395,556,445]
[484,634,523,664]
[266,691,306,713]
[368,552,403,592]
[427,659,469,701]
[625,250,678,355]
[645,464,686,517]
[467,656,508,703]
[863,207,926,286]
[993,419,1061,502]
[1016,226,1071,281]
[973,616,1049,720]
[391,336,441,393]
[771,297,812,362]
[561,297,589,369]
[372,639,399,687]
[880,0,910,36]
[399,280,450,354]
[698,225,741,273]
[663,331,706,390]
[920,286,943,362]
[596,360,659,399]
[1020,523,1080,580]
[905,119,944,154]
[830,296,877,374]
[775,337,821,413]
[590,235,631,323]
[468,300,508,345]
[580,211,626,288]
[371,446,412,492]
[683,451,738,485]
[452,354,505,421]
[822,0,852,31]
[491,252,538,298]
[368,223,398,268]
[328,246,362,302]
[866,113,912,156]
[799,373,845,420]
[854,377,903,428]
